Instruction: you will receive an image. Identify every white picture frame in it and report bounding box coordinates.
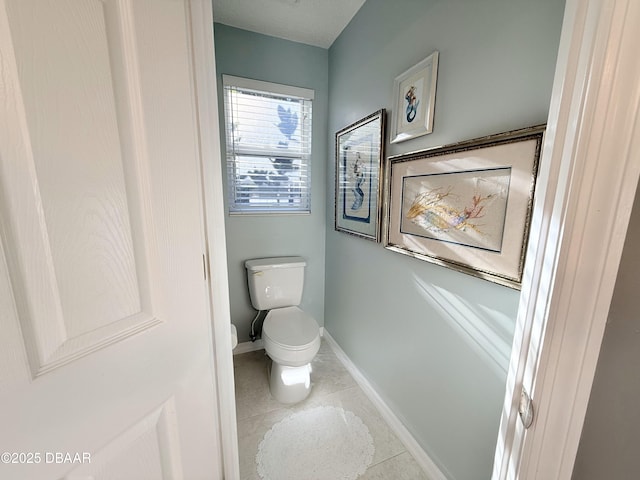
[389,51,439,144]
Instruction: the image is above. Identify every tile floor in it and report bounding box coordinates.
[233,339,431,480]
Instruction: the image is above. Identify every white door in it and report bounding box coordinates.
[0,1,225,479]
[493,0,640,477]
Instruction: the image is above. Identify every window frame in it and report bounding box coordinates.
[222,75,314,215]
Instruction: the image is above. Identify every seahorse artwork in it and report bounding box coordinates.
[351,152,365,210]
[405,86,419,123]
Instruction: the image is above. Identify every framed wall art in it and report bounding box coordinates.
[383,125,545,289]
[335,109,385,241]
[389,51,439,144]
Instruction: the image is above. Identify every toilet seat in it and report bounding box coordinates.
[263,306,319,349]
[263,306,320,366]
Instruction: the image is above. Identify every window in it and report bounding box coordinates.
[222,75,313,214]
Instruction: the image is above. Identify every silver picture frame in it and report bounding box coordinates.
[335,109,386,241]
[384,125,545,289]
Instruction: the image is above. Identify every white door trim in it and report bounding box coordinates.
[188,1,240,479]
[493,0,640,478]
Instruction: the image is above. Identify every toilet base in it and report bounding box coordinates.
[269,361,312,404]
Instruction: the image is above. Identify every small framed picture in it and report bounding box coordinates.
[390,51,439,144]
[335,109,386,241]
[384,125,545,289]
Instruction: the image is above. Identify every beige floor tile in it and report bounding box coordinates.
[307,339,358,396]
[234,339,428,479]
[360,452,431,480]
[233,349,282,421]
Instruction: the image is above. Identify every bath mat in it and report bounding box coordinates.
[256,405,375,480]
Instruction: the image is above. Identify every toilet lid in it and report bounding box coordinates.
[263,306,319,349]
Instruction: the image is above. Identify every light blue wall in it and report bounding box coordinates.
[326,0,564,479]
[214,24,329,342]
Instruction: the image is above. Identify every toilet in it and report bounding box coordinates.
[245,257,321,404]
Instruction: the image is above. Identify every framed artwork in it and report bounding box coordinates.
[335,109,386,241]
[390,51,439,144]
[383,125,545,289]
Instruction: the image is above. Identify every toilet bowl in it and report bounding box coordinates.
[262,306,320,403]
[262,306,320,366]
[245,257,320,404]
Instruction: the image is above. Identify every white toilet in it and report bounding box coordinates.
[245,257,321,404]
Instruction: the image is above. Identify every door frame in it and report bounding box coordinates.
[493,0,640,478]
[193,0,640,478]
[188,2,240,479]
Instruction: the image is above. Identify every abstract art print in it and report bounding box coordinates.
[384,126,545,288]
[335,110,385,241]
[401,167,511,252]
[390,51,439,144]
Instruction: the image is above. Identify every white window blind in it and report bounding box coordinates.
[222,75,313,214]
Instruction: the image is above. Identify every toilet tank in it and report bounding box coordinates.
[245,257,306,310]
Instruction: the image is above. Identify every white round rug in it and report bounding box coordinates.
[256,405,375,480]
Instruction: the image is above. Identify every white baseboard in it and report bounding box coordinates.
[233,339,264,355]
[323,330,449,480]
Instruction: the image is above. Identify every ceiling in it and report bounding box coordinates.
[212,0,367,49]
